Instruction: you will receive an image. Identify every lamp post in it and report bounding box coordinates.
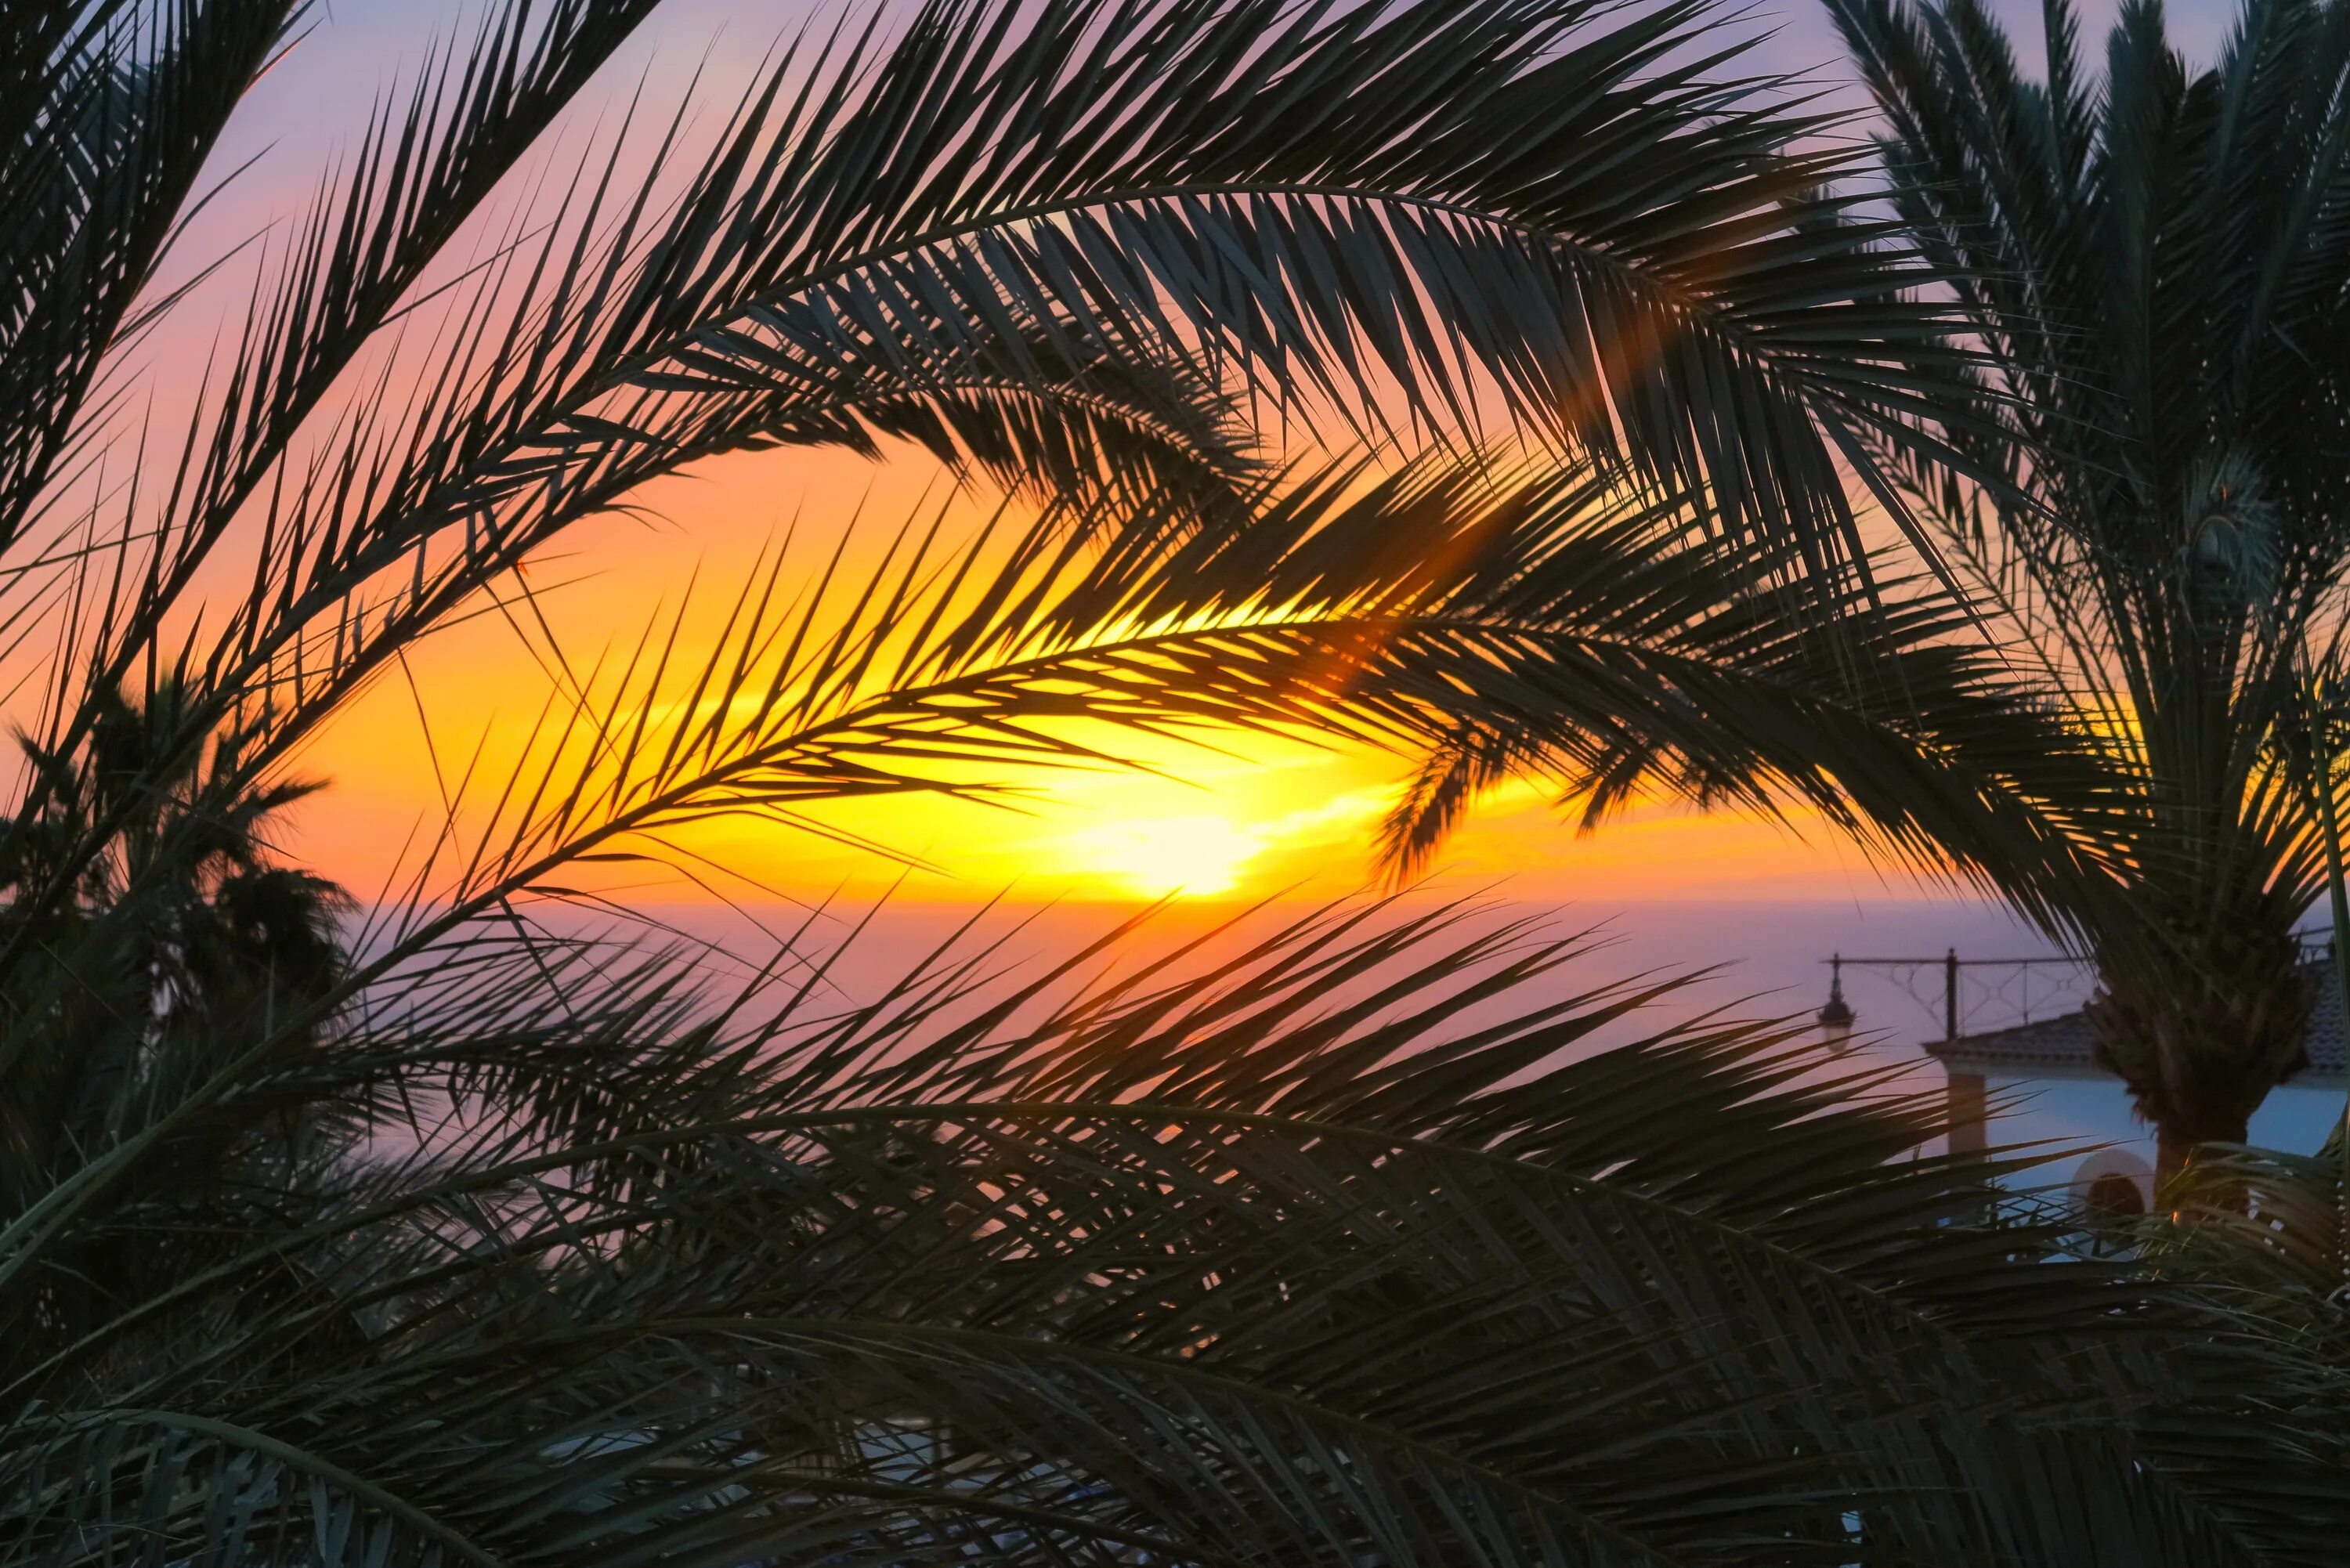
[1817,954,1856,1053]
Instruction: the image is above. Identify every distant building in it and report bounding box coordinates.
[1924,965,2347,1216]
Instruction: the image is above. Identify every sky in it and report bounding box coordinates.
[107,1,2252,1042]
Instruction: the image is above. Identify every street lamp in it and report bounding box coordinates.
[1817,953,1856,1052]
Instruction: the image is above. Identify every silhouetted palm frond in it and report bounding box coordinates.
[1040,453,2104,919]
[1358,0,2350,1162]
[9,897,2348,1566]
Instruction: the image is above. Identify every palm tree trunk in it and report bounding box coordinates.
[2155,1120,2243,1187]
[2083,919,2312,1184]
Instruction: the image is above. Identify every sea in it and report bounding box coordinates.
[622,892,2076,1101]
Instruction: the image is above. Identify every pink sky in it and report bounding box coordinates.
[137,2,2247,920]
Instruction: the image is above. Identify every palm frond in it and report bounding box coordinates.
[9,898,2346,1566]
[48,0,1956,814]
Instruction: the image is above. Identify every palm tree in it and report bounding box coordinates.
[0,678,349,1349]
[1823,0,2350,1165]
[11,0,2320,1560]
[1375,0,2350,1170]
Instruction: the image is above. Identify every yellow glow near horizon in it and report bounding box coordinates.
[274,445,1904,910]
[1059,813,1268,898]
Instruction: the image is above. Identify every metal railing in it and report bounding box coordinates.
[1820,929,2336,1045]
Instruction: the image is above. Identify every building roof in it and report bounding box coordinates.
[1925,963,2348,1086]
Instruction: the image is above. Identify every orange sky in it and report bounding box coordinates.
[118,0,2044,920]
[278,438,1934,913]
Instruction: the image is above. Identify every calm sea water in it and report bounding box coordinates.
[629,891,2066,1075]
[572,894,2345,1159]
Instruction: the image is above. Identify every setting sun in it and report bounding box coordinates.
[1058,815,1267,898]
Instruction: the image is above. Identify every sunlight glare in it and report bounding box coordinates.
[1062,815,1267,899]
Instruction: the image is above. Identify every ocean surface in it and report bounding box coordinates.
[557,892,2350,1169]
[635,893,2069,1042]
[627,892,2053,1069]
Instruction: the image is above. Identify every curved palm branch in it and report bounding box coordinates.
[0,2,1973,1189]
[11,0,1953,846]
[992,453,2110,926]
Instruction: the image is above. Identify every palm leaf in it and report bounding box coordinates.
[8,900,2344,1566]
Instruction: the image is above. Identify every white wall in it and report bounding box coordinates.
[1986,1073,2344,1198]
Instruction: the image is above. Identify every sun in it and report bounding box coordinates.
[1060,814,1267,899]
